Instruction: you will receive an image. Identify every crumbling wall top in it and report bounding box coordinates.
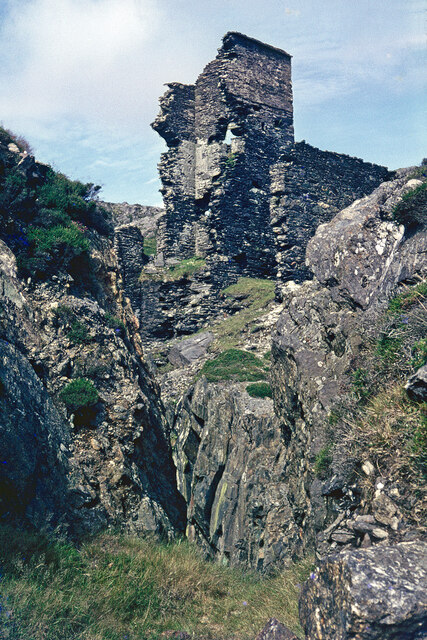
[222,31,292,60]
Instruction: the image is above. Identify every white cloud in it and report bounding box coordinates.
[0,0,163,126]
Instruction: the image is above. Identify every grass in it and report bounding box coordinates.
[211,278,276,350]
[327,279,427,522]
[143,236,157,257]
[0,526,313,640]
[340,386,426,503]
[313,445,333,478]
[199,349,269,383]
[246,382,273,398]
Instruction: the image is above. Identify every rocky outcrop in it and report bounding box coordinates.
[172,378,300,573]
[256,618,299,640]
[101,201,164,236]
[405,364,427,402]
[271,170,427,559]
[0,177,185,538]
[299,541,427,639]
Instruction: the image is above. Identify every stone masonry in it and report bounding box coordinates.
[121,32,391,343]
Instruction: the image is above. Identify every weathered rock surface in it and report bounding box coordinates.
[102,201,164,236]
[168,331,214,366]
[271,170,427,559]
[405,364,427,402]
[173,377,300,572]
[299,541,427,639]
[0,197,185,537]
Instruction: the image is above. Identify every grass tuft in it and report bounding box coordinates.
[246,382,273,398]
[199,349,269,383]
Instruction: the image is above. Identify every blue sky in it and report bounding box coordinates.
[0,0,425,205]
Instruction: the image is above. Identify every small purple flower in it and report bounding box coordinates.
[400,315,409,324]
[242,601,248,606]
[310,572,316,580]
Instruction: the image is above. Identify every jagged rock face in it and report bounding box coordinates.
[173,378,301,573]
[299,541,427,639]
[0,231,185,537]
[271,171,427,558]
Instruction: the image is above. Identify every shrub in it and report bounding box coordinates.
[104,312,125,331]
[67,320,91,345]
[27,223,89,254]
[59,378,98,411]
[199,349,268,382]
[246,382,272,398]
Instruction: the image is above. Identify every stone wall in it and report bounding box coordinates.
[152,31,294,282]
[120,33,391,344]
[271,142,391,289]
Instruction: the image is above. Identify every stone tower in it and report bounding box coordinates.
[152,31,294,282]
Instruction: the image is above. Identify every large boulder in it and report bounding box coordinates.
[299,541,427,639]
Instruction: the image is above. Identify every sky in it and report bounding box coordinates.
[0,0,425,205]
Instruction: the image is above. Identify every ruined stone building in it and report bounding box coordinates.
[117,32,391,341]
[152,31,294,282]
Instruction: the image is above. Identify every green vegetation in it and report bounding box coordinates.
[199,349,269,383]
[0,526,312,640]
[0,133,111,285]
[246,382,273,398]
[59,378,98,411]
[314,444,333,477]
[67,320,91,345]
[387,280,427,314]
[328,279,427,521]
[167,256,206,280]
[211,278,276,350]
[225,152,237,168]
[143,236,157,256]
[104,312,125,331]
[411,338,427,369]
[27,223,90,254]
